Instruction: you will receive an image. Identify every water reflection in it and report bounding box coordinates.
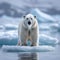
[18,52,38,60]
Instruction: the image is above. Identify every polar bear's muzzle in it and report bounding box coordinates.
[24,19,34,30]
[28,21,31,25]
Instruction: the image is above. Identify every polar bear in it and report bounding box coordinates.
[18,14,39,46]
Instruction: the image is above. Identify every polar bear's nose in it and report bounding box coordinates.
[28,21,31,25]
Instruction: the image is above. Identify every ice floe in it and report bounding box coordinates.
[4,24,18,30]
[0,30,18,45]
[39,34,59,46]
[2,45,54,52]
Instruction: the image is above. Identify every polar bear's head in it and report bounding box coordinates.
[23,14,36,30]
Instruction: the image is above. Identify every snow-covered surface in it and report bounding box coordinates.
[2,45,54,52]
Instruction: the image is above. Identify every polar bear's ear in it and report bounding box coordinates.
[34,16,36,18]
[23,16,25,18]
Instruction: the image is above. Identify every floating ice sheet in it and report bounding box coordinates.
[2,45,55,52]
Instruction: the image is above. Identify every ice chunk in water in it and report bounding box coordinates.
[39,34,59,46]
[2,45,54,52]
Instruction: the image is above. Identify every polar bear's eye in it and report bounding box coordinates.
[34,16,36,18]
[31,18,32,20]
[26,18,28,20]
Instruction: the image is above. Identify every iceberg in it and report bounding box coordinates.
[39,23,59,33]
[2,45,54,52]
[0,38,18,45]
[5,24,18,30]
[50,23,59,32]
[30,8,56,23]
[0,25,4,30]
[39,34,59,46]
[39,24,50,31]
[0,31,18,45]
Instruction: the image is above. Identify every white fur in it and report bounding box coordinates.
[18,14,39,46]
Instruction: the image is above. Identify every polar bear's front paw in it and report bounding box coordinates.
[21,44,27,46]
[31,43,37,46]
